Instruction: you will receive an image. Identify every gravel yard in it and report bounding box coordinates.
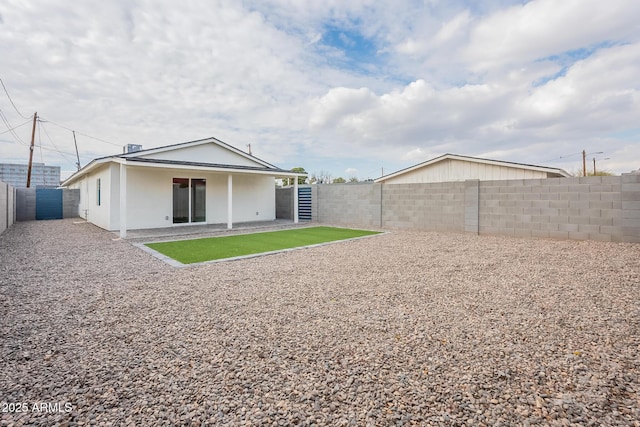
[1,219,639,427]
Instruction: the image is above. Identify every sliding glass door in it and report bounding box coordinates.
[191,179,206,222]
[172,178,189,223]
[173,178,206,224]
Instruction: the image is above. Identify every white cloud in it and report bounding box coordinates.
[464,0,640,71]
[433,9,472,46]
[309,87,378,129]
[309,79,513,147]
[517,43,640,132]
[0,0,638,180]
[307,35,640,172]
[395,38,423,56]
[345,167,358,175]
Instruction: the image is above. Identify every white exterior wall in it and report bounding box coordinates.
[69,164,116,230]
[122,166,275,230]
[230,174,275,222]
[384,159,551,184]
[69,164,277,231]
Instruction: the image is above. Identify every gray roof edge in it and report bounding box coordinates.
[123,157,303,174]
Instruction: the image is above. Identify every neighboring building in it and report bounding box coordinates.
[375,153,570,184]
[0,162,61,188]
[61,137,306,238]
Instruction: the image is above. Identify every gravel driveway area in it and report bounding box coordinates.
[1,219,639,426]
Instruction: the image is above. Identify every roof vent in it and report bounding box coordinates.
[125,144,143,153]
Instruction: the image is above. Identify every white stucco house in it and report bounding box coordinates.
[375,153,570,184]
[61,137,306,237]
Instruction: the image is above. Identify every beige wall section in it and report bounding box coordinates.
[384,159,553,184]
[137,143,261,168]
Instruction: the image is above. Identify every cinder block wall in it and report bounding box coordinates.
[15,188,36,221]
[63,189,80,218]
[15,188,80,221]
[0,181,16,235]
[382,182,465,231]
[622,174,640,242]
[478,175,638,242]
[312,174,640,242]
[0,181,7,234]
[316,184,382,228]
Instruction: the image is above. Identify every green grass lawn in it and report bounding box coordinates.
[146,226,381,264]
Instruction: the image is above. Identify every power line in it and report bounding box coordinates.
[39,117,123,147]
[37,118,44,164]
[1,79,125,150]
[39,120,77,164]
[542,152,583,163]
[0,78,30,119]
[33,143,91,169]
[0,117,31,137]
[0,108,27,145]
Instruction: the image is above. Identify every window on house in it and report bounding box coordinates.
[96,179,101,206]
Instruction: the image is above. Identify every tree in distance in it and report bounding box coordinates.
[282,167,308,186]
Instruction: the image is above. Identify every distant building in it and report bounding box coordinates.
[375,153,570,184]
[0,162,61,188]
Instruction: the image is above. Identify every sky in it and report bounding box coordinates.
[0,0,639,182]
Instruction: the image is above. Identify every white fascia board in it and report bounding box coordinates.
[60,157,116,187]
[374,161,431,183]
[447,155,569,175]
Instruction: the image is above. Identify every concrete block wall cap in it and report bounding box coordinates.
[579,176,602,184]
[622,172,640,182]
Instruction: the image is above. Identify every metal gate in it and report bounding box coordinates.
[298,187,312,221]
[35,189,63,220]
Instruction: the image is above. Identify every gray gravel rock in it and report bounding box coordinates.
[1,219,639,426]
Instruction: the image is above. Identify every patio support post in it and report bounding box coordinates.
[293,177,299,223]
[227,174,233,229]
[119,163,127,238]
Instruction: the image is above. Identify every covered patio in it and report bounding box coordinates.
[60,137,308,238]
[119,218,309,243]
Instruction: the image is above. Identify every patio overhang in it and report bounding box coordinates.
[116,159,305,238]
[62,157,307,239]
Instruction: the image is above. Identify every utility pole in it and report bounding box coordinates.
[583,150,604,177]
[73,131,81,170]
[246,144,252,155]
[26,112,37,188]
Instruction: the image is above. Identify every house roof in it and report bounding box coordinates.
[123,157,295,174]
[119,136,279,169]
[374,153,570,183]
[62,137,305,187]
